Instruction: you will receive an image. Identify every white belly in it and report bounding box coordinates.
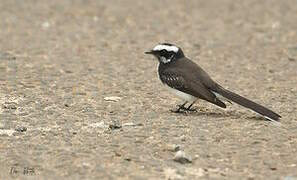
[164,85,197,103]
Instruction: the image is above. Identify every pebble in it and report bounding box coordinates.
[288,57,296,61]
[93,16,98,22]
[122,122,143,127]
[3,103,17,110]
[109,121,122,130]
[173,150,192,164]
[42,21,50,29]
[166,144,181,152]
[124,157,131,161]
[180,135,186,141]
[15,126,27,132]
[104,96,122,102]
[89,121,106,128]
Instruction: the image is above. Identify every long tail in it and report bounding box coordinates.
[215,86,281,121]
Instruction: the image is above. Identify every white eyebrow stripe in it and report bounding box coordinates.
[153,44,179,53]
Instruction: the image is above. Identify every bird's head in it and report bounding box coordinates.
[145,43,184,64]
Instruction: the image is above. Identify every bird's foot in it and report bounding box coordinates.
[170,104,187,113]
[186,107,197,112]
[177,104,188,110]
[170,104,197,113]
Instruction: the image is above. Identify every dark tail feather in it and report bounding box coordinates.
[215,86,281,121]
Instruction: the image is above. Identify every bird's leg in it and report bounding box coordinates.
[171,102,188,113]
[186,102,197,112]
[177,102,189,111]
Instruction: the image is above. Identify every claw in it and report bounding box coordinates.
[170,102,188,113]
[186,107,197,112]
[170,102,197,114]
[185,103,197,112]
[177,105,187,110]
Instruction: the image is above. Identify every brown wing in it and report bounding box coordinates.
[160,69,226,108]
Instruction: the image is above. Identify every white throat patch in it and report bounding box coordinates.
[153,44,179,53]
[160,56,173,64]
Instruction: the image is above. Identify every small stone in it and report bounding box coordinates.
[65,70,73,73]
[124,157,131,161]
[109,121,122,130]
[104,96,122,102]
[109,124,122,130]
[122,122,135,126]
[194,43,201,49]
[268,69,274,73]
[288,47,297,61]
[180,135,186,141]
[93,16,98,22]
[89,121,106,128]
[82,162,91,167]
[0,52,16,60]
[114,152,121,157]
[15,126,27,132]
[122,122,143,127]
[166,144,181,152]
[173,150,192,164]
[42,21,50,29]
[3,103,17,110]
[271,21,280,29]
[288,57,296,61]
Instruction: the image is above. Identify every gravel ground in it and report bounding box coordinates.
[1,0,297,179]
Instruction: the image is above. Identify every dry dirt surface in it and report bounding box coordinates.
[1,0,297,179]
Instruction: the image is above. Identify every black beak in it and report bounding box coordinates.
[145,50,154,55]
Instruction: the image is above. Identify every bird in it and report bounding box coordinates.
[145,43,281,121]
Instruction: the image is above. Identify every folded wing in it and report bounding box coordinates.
[159,69,226,108]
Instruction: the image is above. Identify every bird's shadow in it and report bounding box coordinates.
[170,108,270,122]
